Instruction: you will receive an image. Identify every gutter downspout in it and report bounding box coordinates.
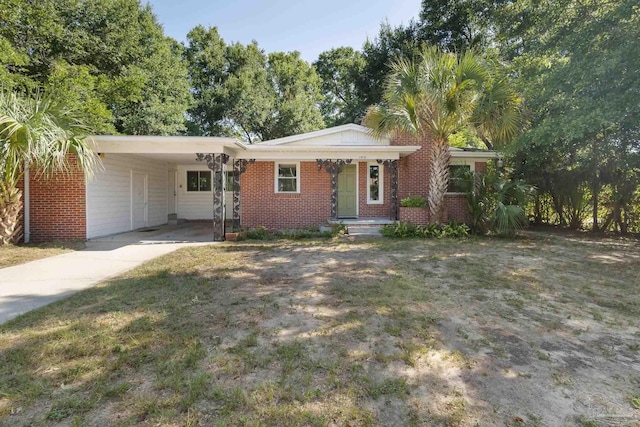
[24,164,30,244]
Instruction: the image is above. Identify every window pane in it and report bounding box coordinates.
[278,165,296,178]
[187,171,199,191]
[369,165,380,201]
[278,178,297,192]
[448,165,471,193]
[199,171,212,191]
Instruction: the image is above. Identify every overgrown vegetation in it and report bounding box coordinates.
[381,221,469,238]
[243,223,347,241]
[400,195,427,208]
[456,166,534,236]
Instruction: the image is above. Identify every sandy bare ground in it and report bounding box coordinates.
[0,232,639,426]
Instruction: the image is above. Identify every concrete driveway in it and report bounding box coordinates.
[0,223,216,324]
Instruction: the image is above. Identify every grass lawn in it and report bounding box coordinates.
[0,241,84,269]
[1,232,639,426]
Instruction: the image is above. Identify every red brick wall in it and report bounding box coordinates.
[392,132,432,201]
[357,161,392,218]
[475,161,488,173]
[441,162,487,223]
[241,161,331,230]
[444,194,468,223]
[28,167,86,242]
[16,175,25,242]
[399,207,430,225]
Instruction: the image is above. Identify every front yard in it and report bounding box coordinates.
[0,233,639,426]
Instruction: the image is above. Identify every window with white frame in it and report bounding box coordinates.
[447,163,474,193]
[367,163,383,204]
[275,163,299,193]
[186,170,212,192]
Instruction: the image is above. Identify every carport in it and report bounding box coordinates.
[88,136,249,241]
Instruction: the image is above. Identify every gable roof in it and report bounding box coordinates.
[259,124,389,146]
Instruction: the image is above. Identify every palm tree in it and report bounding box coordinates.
[0,90,100,245]
[364,47,523,223]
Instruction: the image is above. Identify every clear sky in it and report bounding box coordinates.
[146,0,422,63]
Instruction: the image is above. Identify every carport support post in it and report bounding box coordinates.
[196,153,229,241]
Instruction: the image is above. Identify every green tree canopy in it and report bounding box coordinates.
[185,26,324,142]
[502,0,640,230]
[314,47,367,126]
[263,51,324,140]
[0,0,191,135]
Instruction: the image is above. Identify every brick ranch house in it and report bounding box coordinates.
[19,124,497,242]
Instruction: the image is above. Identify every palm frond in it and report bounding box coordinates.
[0,89,100,184]
[491,202,527,236]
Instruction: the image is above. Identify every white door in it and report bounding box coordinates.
[131,172,148,229]
[168,170,177,215]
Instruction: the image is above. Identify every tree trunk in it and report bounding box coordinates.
[592,173,599,232]
[428,137,451,224]
[0,185,24,245]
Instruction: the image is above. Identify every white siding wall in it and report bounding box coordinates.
[86,154,168,238]
[176,165,233,220]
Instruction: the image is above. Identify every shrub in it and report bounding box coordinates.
[400,195,427,208]
[381,221,469,238]
[460,166,534,236]
[245,226,271,240]
[275,227,331,240]
[419,222,441,238]
[330,222,348,237]
[381,222,399,237]
[440,221,470,238]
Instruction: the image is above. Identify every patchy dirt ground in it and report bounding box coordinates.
[0,232,639,426]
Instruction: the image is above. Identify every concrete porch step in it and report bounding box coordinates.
[329,217,393,225]
[327,217,392,237]
[347,225,383,236]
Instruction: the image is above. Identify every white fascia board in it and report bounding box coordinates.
[88,135,246,155]
[449,149,501,159]
[237,145,421,160]
[259,124,380,145]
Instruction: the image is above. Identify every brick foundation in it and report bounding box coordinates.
[399,207,430,225]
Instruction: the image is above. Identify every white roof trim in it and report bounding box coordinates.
[449,148,500,159]
[88,133,497,161]
[88,135,246,156]
[258,124,383,145]
[238,145,421,161]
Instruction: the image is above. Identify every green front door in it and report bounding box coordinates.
[337,164,357,217]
